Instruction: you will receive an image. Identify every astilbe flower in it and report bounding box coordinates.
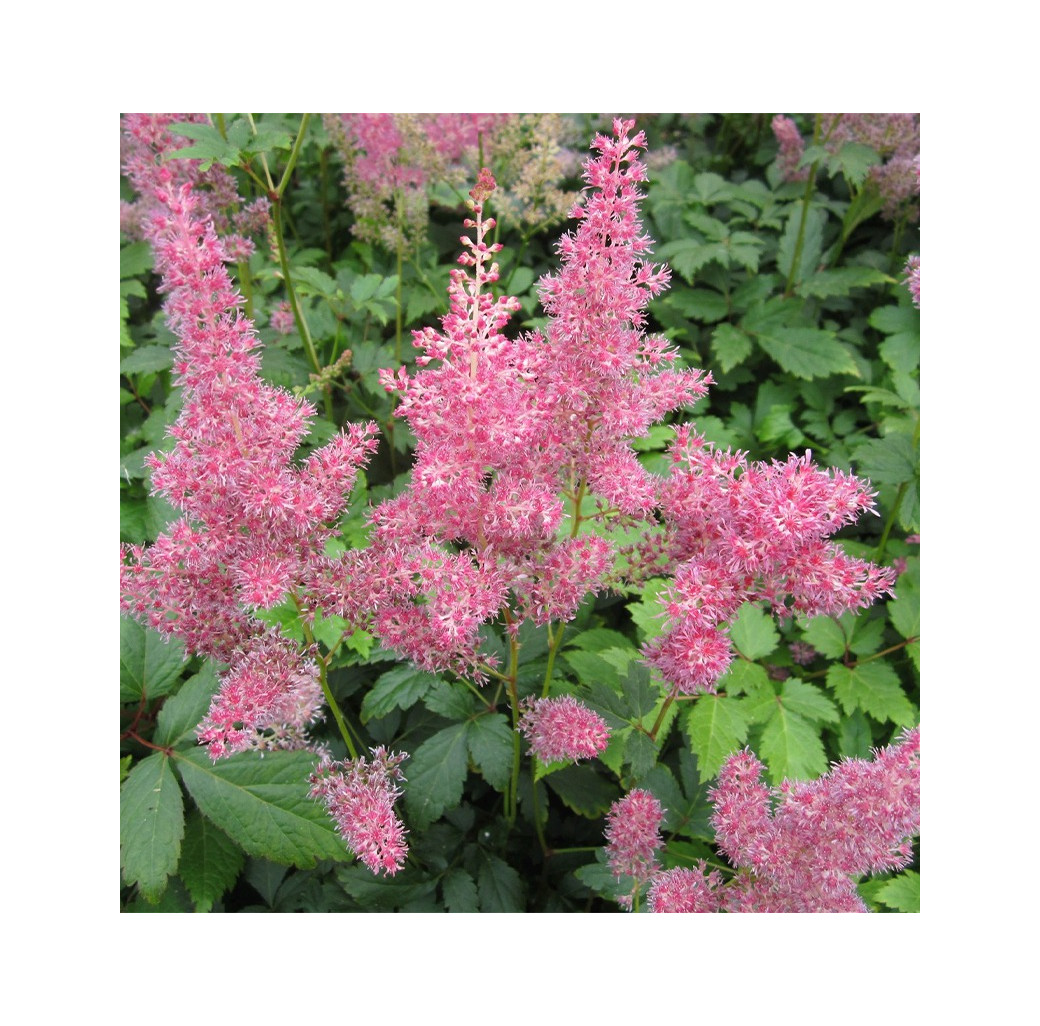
[771,115,809,182]
[310,748,409,876]
[709,728,921,912]
[904,254,921,308]
[789,641,818,666]
[605,788,665,908]
[647,864,723,913]
[121,113,268,258]
[119,170,378,759]
[517,695,610,763]
[324,113,514,251]
[316,121,709,679]
[644,426,895,694]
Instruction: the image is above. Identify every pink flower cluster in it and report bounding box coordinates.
[645,428,895,693]
[771,115,809,182]
[604,788,665,907]
[604,729,920,912]
[517,695,610,763]
[310,748,409,876]
[119,168,378,759]
[904,254,921,308]
[121,113,268,259]
[710,728,921,912]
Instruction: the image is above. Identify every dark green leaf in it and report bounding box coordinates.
[477,853,525,912]
[711,323,754,373]
[120,752,185,902]
[441,868,479,912]
[154,661,222,749]
[777,203,826,284]
[120,346,174,376]
[545,764,617,818]
[624,730,658,778]
[178,811,244,913]
[360,666,438,723]
[666,288,729,323]
[797,267,888,300]
[404,724,470,829]
[424,680,476,720]
[851,434,918,487]
[120,618,186,702]
[754,327,858,380]
[174,748,346,867]
[466,714,514,792]
[838,709,873,759]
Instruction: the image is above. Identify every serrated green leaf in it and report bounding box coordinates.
[666,287,729,323]
[441,868,479,912]
[563,649,620,688]
[851,435,918,486]
[846,615,885,657]
[718,658,771,697]
[711,323,754,373]
[831,142,880,189]
[621,661,657,719]
[754,327,858,380]
[797,267,888,300]
[467,714,514,792]
[178,811,244,912]
[120,345,174,376]
[879,332,920,375]
[567,628,635,653]
[826,661,916,725]
[336,865,436,910]
[174,748,346,867]
[154,661,222,749]
[424,680,476,720]
[404,724,470,829]
[120,618,186,702]
[729,602,780,660]
[777,203,826,284]
[758,705,828,782]
[869,305,919,336]
[478,854,525,912]
[120,752,185,902]
[875,870,920,912]
[778,678,839,724]
[838,709,873,759]
[628,578,668,641]
[120,241,153,278]
[801,616,848,659]
[291,266,338,296]
[360,665,438,723]
[624,730,658,779]
[684,694,749,778]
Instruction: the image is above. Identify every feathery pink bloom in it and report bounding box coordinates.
[709,728,921,912]
[605,788,665,906]
[904,254,920,308]
[771,115,808,182]
[647,864,723,913]
[310,748,409,876]
[518,695,610,763]
[789,641,818,666]
[270,300,295,335]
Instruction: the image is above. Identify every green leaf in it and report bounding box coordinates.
[797,267,888,300]
[154,661,222,749]
[869,305,919,336]
[545,764,617,818]
[711,323,754,373]
[830,142,881,189]
[729,602,779,660]
[624,730,658,779]
[360,666,438,723]
[120,345,174,376]
[404,724,470,829]
[889,583,920,641]
[841,187,884,238]
[567,628,635,653]
[478,853,525,912]
[684,695,749,778]
[777,203,826,284]
[120,241,153,278]
[851,435,918,487]
[178,811,245,913]
[628,578,668,641]
[753,326,858,380]
[827,661,916,725]
[879,332,920,375]
[801,615,848,659]
[441,868,479,912]
[466,714,514,792]
[120,752,185,902]
[562,647,621,687]
[120,618,186,702]
[717,659,771,697]
[838,709,873,759]
[778,678,839,724]
[875,870,920,912]
[757,706,828,782]
[666,288,729,323]
[621,661,657,719]
[174,748,347,867]
[424,680,476,720]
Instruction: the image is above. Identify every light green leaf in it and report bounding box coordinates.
[178,811,244,913]
[174,748,347,867]
[404,724,470,829]
[684,695,749,778]
[838,709,873,759]
[778,678,839,724]
[711,323,754,373]
[875,870,920,912]
[120,752,185,902]
[754,327,859,380]
[827,661,917,725]
[758,706,828,782]
[729,602,780,660]
[717,659,771,697]
[801,616,848,659]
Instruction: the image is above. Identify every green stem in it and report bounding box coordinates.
[784,140,822,296]
[275,114,311,200]
[504,617,522,827]
[648,684,680,742]
[271,200,321,375]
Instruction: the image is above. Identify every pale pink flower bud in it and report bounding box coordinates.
[518,695,610,763]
